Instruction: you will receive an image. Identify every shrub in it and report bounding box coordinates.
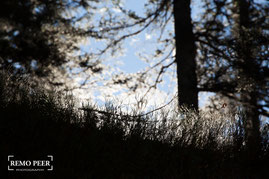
[1,71,268,178]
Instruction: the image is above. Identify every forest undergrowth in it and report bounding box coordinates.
[1,71,268,179]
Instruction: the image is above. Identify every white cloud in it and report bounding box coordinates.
[145,33,151,40]
[130,37,139,45]
[99,8,107,15]
[112,7,121,13]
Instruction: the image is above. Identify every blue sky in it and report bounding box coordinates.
[70,0,214,110]
[63,0,268,124]
[73,0,268,115]
[109,0,211,107]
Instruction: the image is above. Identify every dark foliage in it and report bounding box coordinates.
[196,0,269,118]
[1,72,268,178]
[0,0,71,77]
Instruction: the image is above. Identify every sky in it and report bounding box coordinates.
[67,0,215,111]
[51,0,269,124]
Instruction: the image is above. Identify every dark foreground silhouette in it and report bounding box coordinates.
[1,74,268,179]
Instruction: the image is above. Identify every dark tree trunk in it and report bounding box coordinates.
[173,0,198,110]
[232,0,261,159]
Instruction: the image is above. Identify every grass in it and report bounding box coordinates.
[1,71,268,178]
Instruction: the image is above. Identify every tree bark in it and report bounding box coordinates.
[232,0,261,159]
[173,0,198,110]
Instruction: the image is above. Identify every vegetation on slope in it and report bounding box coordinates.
[1,72,268,179]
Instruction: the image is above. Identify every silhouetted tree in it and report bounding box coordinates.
[174,0,198,110]
[196,0,269,157]
[0,0,103,87]
[231,0,262,159]
[63,0,199,109]
[0,0,65,76]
